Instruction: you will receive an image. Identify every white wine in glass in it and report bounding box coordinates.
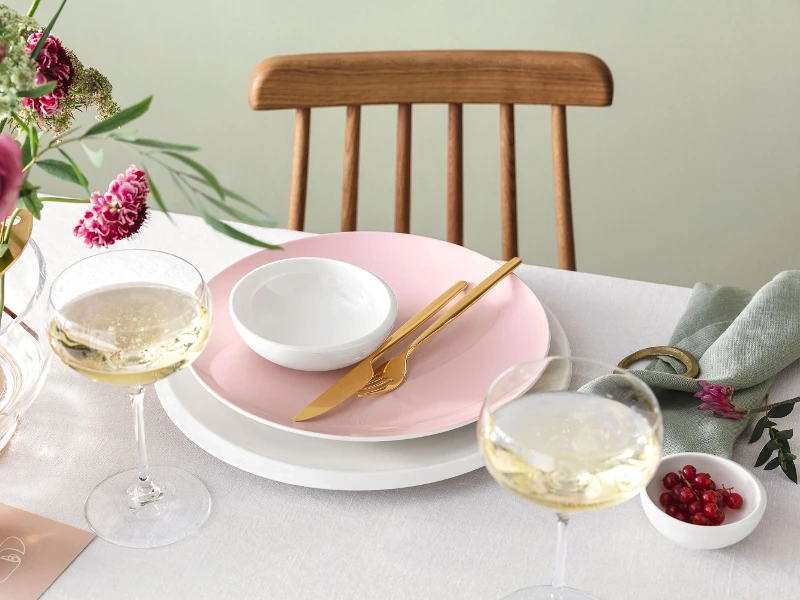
[479,357,662,599]
[48,250,213,548]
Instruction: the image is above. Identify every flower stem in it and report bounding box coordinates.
[27,0,42,17]
[0,208,22,328]
[740,396,800,415]
[2,209,22,244]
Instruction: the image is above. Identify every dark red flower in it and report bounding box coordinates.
[74,166,150,247]
[23,33,74,117]
[694,380,743,420]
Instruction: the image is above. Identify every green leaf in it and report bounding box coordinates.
[28,0,68,61]
[182,173,269,214]
[163,152,224,200]
[0,243,8,258]
[755,442,777,467]
[197,190,277,227]
[18,80,56,98]
[57,149,89,193]
[18,131,32,169]
[749,416,771,444]
[36,159,84,187]
[775,429,794,440]
[127,138,200,152]
[143,169,173,222]
[768,402,795,419]
[38,195,89,203]
[765,456,782,470]
[170,172,281,250]
[197,210,283,250]
[779,439,791,453]
[782,459,798,484]
[106,130,139,141]
[785,453,798,461]
[85,96,152,136]
[17,188,42,219]
[29,125,38,157]
[80,143,104,167]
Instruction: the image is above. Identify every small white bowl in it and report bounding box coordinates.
[230,257,397,371]
[640,451,767,550]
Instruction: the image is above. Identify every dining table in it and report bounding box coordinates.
[2,203,798,600]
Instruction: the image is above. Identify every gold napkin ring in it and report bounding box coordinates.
[618,346,699,379]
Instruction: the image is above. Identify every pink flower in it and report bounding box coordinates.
[74,165,150,248]
[23,33,73,117]
[0,41,8,64]
[694,380,743,420]
[0,134,23,222]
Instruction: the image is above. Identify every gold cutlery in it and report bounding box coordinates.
[291,280,468,421]
[359,257,522,397]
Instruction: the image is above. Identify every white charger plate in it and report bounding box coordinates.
[157,304,569,491]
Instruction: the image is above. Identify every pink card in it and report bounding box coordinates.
[0,504,94,600]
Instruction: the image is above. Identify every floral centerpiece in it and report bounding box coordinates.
[0,0,277,322]
[0,0,278,449]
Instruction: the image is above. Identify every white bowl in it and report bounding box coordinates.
[230,257,398,371]
[640,452,767,550]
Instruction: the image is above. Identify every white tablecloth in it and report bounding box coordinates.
[2,204,799,599]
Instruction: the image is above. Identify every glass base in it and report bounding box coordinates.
[85,467,211,548]
[504,586,599,600]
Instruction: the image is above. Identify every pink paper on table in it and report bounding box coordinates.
[0,503,94,600]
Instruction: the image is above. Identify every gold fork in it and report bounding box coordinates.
[358,257,522,397]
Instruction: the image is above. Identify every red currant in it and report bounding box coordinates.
[659,492,673,507]
[725,492,743,510]
[666,505,678,517]
[681,465,697,482]
[688,501,702,514]
[674,512,688,522]
[694,473,711,490]
[670,487,682,502]
[712,509,725,525]
[700,491,718,505]
[678,487,695,504]
[702,503,719,519]
[676,503,689,514]
[662,472,681,490]
[691,513,709,526]
[707,479,716,491]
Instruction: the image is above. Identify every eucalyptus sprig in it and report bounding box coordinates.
[11,95,278,249]
[750,397,797,483]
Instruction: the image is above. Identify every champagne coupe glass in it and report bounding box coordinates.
[479,357,662,599]
[47,250,213,548]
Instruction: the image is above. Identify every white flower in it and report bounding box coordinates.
[0,5,39,119]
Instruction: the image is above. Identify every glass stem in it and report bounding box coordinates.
[552,513,570,590]
[128,387,162,508]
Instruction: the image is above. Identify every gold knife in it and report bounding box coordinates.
[292,280,468,421]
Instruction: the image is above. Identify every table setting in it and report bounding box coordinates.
[2,2,800,599]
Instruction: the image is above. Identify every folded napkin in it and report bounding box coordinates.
[629,271,800,457]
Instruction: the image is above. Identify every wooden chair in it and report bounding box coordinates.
[248,50,613,270]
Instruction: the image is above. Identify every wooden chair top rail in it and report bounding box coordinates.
[249,50,613,110]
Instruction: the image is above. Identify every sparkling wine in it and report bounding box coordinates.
[480,392,660,512]
[49,283,210,387]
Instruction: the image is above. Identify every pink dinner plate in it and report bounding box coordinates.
[191,232,550,441]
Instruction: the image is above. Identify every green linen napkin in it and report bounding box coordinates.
[629,271,800,458]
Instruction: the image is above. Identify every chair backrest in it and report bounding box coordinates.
[249,50,613,270]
